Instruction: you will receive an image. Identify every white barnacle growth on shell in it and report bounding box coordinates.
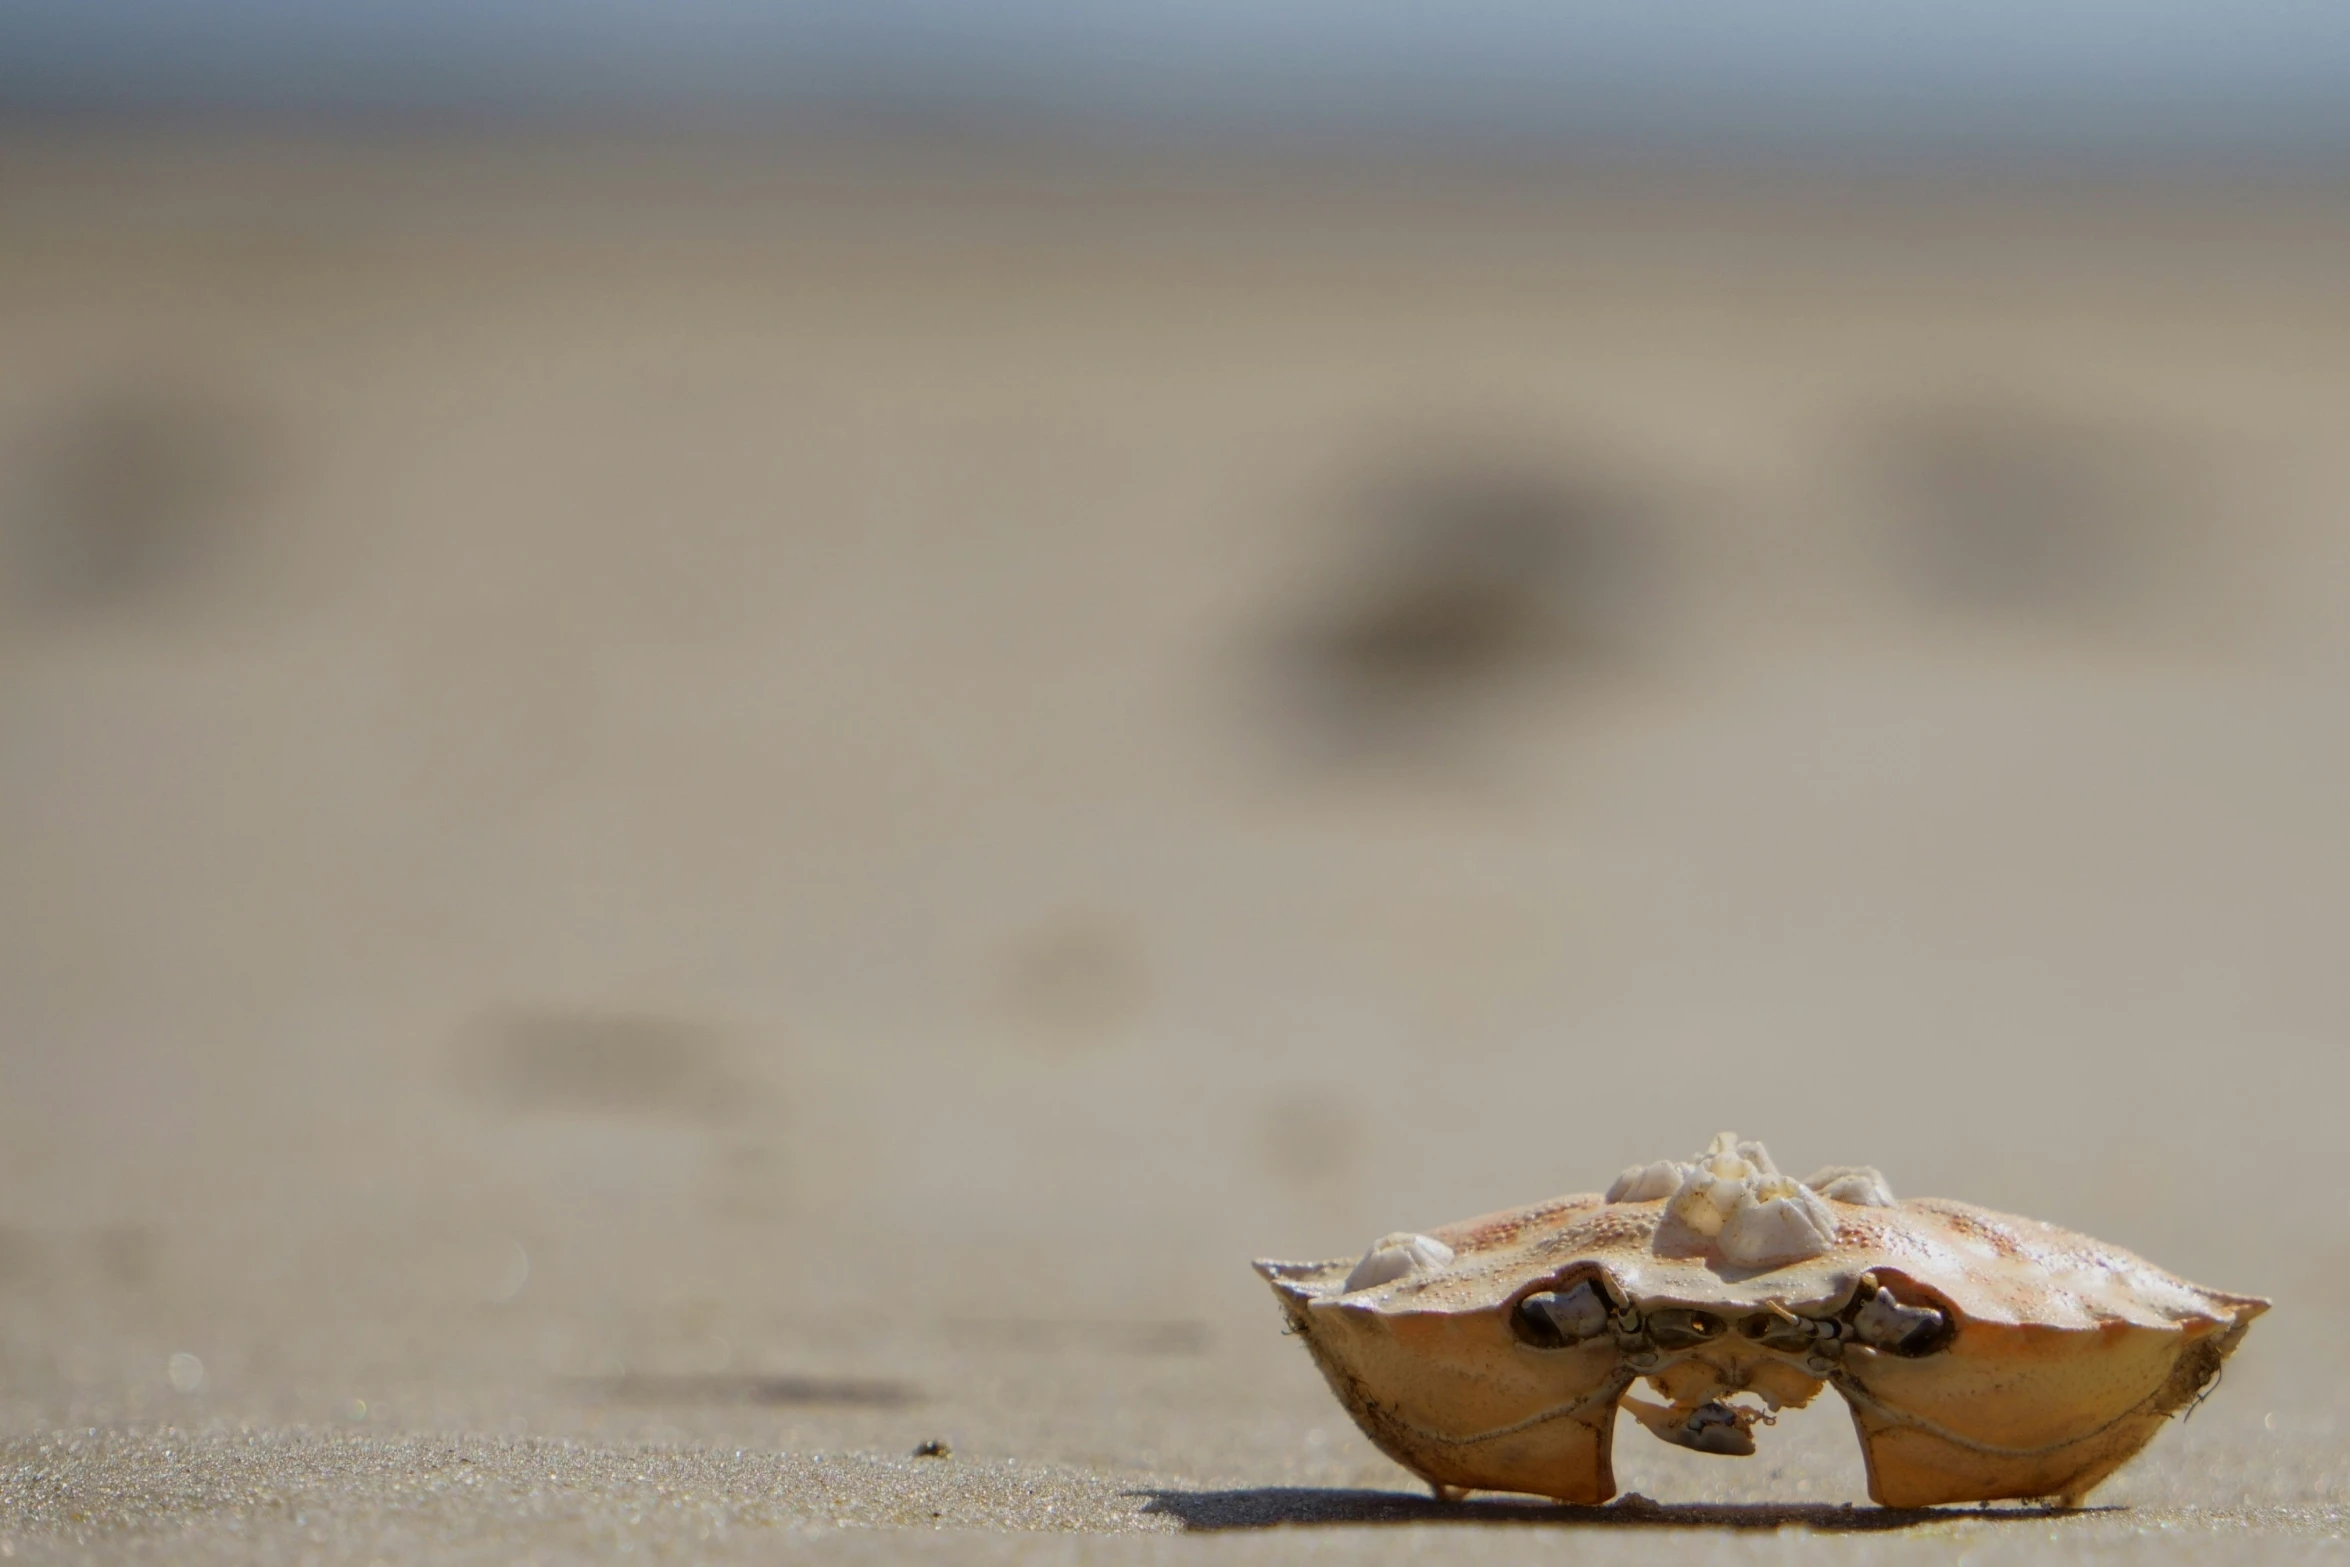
[1803,1165,1898,1209]
[1608,1160,1683,1202]
[1613,1133,1874,1268]
[1343,1232,1456,1293]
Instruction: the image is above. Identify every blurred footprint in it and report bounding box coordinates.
[4,375,271,618]
[1867,400,2193,625]
[1002,911,1148,1055]
[1268,448,1660,763]
[457,1007,751,1124]
[0,1224,161,1295]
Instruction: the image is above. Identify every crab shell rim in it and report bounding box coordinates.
[1257,1186,2267,1509]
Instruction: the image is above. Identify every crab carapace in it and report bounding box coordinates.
[1256,1133,2266,1507]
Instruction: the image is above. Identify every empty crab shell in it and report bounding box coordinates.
[1255,1132,2266,1508]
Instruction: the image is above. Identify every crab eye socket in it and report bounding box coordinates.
[1645,1308,1729,1351]
[1511,1280,1612,1348]
[1851,1289,1951,1356]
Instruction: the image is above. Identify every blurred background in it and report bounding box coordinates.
[3,0,2348,1517]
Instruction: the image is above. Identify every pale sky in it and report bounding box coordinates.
[4,1,2347,167]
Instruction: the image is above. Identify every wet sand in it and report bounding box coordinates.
[2,134,2347,1561]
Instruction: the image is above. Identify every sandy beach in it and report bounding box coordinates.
[2,133,2347,1561]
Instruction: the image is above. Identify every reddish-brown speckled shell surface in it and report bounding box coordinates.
[1257,1135,2265,1508]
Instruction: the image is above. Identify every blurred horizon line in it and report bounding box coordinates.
[6,2,2350,180]
[10,103,2350,195]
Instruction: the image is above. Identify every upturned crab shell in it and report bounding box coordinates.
[1256,1134,2266,1508]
